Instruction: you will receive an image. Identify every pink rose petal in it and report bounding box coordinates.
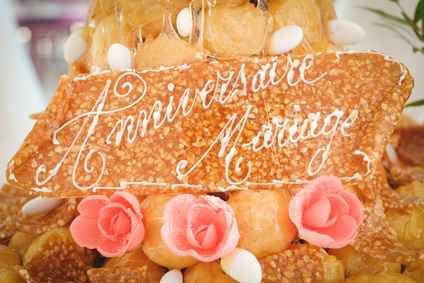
[215,210,229,241]
[289,176,364,249]
[195,224,218,250]
[70,216,104,249]
[128,208,143,235]
[186,204,218,249]
[78,195,109,218]
[340,190,364,225]
[314,214,357,241]
[97,233,128,257]
[288,195,303,229]
[99,202,127,219]
[114,212,131,234]
[99,203,130,240]
[70,192,144,258]
[198,195,223,210]
[126,220,145,251]
[161,194,239,262]
[304,176,342,205]
[111,192,142,214]
[187,204,218,229]
[317,176,342,192]
[303,197,332,228]
[326,194,349,216]
[297,226,335,247]
[106,210,131,235]
[217,216,240,256]
[162,195,196,254]
[325,239,355,249]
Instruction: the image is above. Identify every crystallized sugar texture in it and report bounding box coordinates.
[7,52,413,198]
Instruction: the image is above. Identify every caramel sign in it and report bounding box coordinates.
[7,52,413,197]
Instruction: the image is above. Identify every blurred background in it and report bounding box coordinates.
[0,0,423,185]
[0,0,89,185]
[10,0,88,97]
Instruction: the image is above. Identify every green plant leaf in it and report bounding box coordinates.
[405,99,424,107]
[406,42,422,54]
[414,0,424,23]
[422,18,424,36]
[416,47,424,55]
[362,7,409,25]
[401,11,423,40]
[412,46,424,54]
[362,1,424,57]
[422,15,424,38]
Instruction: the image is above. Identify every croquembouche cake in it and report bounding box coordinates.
[2,0,424,282]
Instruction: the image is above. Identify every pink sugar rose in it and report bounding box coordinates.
[161,194,240,262]
[289,176,364,249]
[70,192,144,257]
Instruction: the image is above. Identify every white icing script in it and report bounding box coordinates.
[31,53,387,192]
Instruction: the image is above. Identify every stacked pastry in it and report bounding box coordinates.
[1,0,424,282]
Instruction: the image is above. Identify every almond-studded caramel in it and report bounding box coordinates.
[0,184,77,241]
[259,243,344,282]
[7,52,413,198]
[352,199,424,263]
[0,184,31,240]
[15,228,96,282]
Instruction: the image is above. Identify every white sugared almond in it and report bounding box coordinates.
[176,8,192,37]
[220,248,262,283]
[386,143,398,164]
[64,31,88,64]
[159,269,183,283]
[107,43,132,71]
[21,196,62,216]
[329,19,366,45]
[266,25,303,55]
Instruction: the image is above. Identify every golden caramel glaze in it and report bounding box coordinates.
[72,0,337,73]
[15,228,96,282]
[352,199,424,263]
[184,261,238,283]
[0,184,32,240]
[0,184,77,242]
[384,124,424,184]
[7,52,413,198]
[88,266,163,283]
[259,243,343,282]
